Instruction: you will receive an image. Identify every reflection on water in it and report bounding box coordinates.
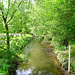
[16,43,64,75]
[16,68,34,75]
[16,68,54,75]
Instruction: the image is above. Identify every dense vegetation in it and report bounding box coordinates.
[0,0,75,75]
[0,34,32,74]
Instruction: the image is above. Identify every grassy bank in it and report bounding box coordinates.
[42,36,75,75]
[54,44,75,75]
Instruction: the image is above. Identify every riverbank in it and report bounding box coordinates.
[54,44,75,75]
[41,41,75,75]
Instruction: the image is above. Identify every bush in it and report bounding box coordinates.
[0,34,32,75]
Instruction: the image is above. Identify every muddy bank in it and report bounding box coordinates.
[41,41,51,44]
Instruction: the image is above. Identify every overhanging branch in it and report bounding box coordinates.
[1,10,5,21]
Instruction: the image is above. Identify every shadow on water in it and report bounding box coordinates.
[16,43,64,75]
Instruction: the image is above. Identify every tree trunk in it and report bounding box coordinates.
[5,23,10,50]
[4,18,10,51]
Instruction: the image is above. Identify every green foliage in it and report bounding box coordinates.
[10,34,32,53]
[22,28,26,32]
[30,0,75,50]
[0,0,75,74]
[0,34,32,75]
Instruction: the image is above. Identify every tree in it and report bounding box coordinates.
[0,0,23,52]
[33,0,75,49]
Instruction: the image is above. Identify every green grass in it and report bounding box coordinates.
[54,43,75,74]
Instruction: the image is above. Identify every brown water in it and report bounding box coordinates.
[16,43,64,75]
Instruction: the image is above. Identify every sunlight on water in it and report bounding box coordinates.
[16,43,64,75]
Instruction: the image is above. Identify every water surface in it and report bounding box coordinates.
[16,43,64,75]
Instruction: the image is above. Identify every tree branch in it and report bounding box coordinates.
[7,1,22,23]
[6,0,10,19]
[1,10,5,21]
[6,0,17,19]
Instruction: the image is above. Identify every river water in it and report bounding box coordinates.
[16,43,64,75]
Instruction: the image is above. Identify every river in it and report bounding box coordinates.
[16,42,64,75]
